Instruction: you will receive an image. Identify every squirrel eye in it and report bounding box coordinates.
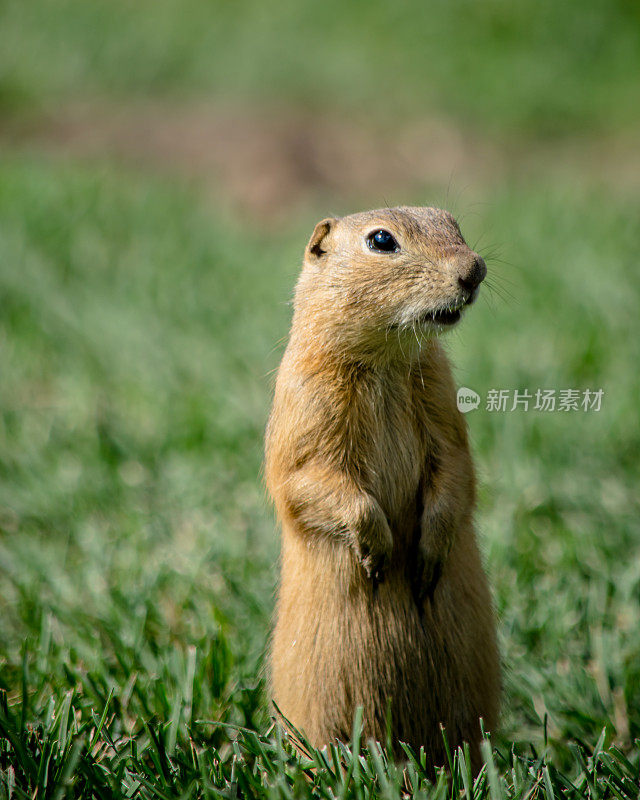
[367,229,399,253]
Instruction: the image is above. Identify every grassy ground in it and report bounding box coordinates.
[1,1,639,797]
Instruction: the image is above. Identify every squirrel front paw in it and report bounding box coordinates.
[413,548,443,605]
[413,503,456,604]
[351,499,394,583]
[412,528,453,604]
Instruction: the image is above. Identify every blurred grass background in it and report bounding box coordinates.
[1,0,639,795]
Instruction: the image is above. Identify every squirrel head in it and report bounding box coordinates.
[293,206,486,364]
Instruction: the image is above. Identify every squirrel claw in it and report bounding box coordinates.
[357,544,389,585]
[413,553,443,606]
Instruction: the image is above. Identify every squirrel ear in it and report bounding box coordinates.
[306,217,337,261]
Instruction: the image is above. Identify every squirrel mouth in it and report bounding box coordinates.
[420,303,464,325]
[419,287,479,328]
[392,288,479,332]
[423,305,463,326]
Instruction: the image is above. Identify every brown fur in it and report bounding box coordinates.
[265,207,500,770]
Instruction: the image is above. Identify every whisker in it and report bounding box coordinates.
[483,278,517,305]
[484,267,519,292]
[479,290,500,319]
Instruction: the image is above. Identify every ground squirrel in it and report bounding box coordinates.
[265,206,499,769]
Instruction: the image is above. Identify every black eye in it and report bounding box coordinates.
[367,229,399,253]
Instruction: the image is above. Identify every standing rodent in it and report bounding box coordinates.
[265,206,499,769]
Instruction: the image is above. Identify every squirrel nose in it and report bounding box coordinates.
[458,255,487,292]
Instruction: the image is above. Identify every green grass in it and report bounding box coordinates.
[0,156,638,796]
[2,0,640,136]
